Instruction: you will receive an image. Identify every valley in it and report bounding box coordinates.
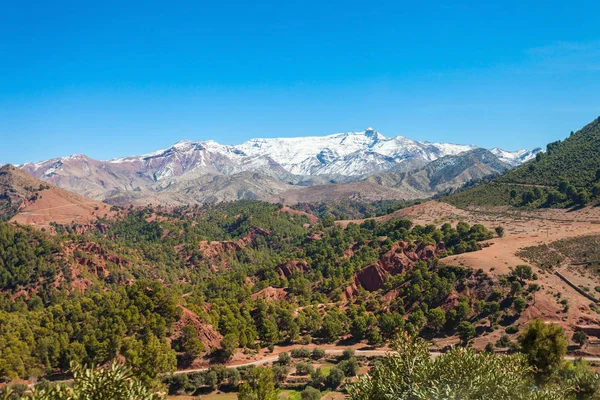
[2,117,600,399]
[5,1,600,397]
[339,200,600,352]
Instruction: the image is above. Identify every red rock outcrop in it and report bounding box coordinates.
[172,306,223,350]
[198,240,242,259]
[238,227,271,246]
[354,264,388,292]
[250,286,288,302]
[279,206,319,225]
[63,241,133,282]
[73,222,110,235]
[278,260,309,279]
[195,227,271,271]
[345,241,446,297]
[78,242,132,268]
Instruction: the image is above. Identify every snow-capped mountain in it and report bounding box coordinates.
[235,128,478,176]
[19,128,539,205]
[490,147,543,166]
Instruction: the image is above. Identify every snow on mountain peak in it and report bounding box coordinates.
[490,147,543,166]
[21,129,540,182]
[363,127,385,140]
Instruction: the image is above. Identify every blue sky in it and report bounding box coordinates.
[1,0,600,165]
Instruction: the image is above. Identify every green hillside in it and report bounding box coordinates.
[445,116,600,208]
[498,116,600,187]
[0,199,510,384]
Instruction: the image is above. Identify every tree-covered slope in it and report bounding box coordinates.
[444,117,600,208]
[498,117,600,188]
[0,200,519,384]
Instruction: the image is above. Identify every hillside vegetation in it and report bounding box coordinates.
[0,199,532,388]
[348,330,598,400]
[293,198,422,221]
[499,117,600,188]
[445,117,600,209]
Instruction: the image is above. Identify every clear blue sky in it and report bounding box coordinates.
[2,0,600,165]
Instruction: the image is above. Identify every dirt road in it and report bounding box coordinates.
[173,349,393,375]
[173,349,600,375]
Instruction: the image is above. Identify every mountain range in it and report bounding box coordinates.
[19,129,542,205]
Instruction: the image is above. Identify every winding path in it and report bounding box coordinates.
[173,349,600,375]
[173,349,394,375]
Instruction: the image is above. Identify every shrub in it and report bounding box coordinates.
[367,329,383,346]
[519,319,567,379]
[457,321,476,342]
[505,326,519,334]
[301,386,322,400]
[345,332,576,399]
[325,367,345,389]
[278,352,291,365]
[311,347,326,360]
[296,362,315,375]
[272,365,290,385]
[573,331,588,347]
[496,335,511,348]
[291,348,311,358]
[166,374,188,395]
[342,348,355,360]
[513,264,533,281]
[489,290,503,301]
[513,297,527,313]
[26,362,159,400]
[338,357,359,377]
[495,226,505,237]
[310,368,326,388]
